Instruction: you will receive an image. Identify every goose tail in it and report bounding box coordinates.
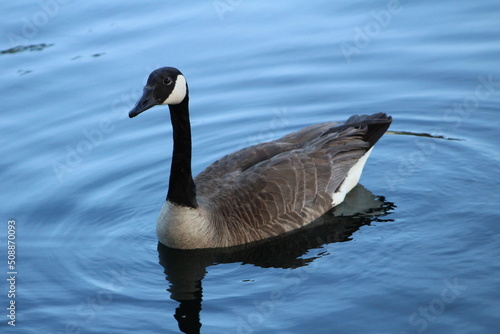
[345,112,392,147]
[322,112,392,148]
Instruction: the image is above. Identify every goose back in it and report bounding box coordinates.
[185,113,391,248]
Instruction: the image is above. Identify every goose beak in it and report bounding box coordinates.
[129,87,158,118]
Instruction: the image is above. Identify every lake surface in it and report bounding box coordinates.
[1,1,499,333]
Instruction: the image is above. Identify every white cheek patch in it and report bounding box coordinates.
[162,75,187,105]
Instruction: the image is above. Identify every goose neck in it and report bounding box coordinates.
[167,98,198,208]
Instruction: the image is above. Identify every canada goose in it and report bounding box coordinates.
[129,67,392,249]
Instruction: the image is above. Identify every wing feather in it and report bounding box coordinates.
[194,114,391,246]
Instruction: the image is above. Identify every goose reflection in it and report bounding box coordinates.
[157,184,395,334]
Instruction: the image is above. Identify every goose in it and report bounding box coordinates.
[128,67,392,249]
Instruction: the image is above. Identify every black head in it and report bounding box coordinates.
[129,67,188,118]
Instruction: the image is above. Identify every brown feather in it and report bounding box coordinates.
[192,114,392,247]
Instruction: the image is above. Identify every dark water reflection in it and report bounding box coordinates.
[158,185,394,334]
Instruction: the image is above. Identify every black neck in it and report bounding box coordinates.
[166,97,198,208]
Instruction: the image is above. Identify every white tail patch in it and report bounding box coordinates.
[331,147,373,206]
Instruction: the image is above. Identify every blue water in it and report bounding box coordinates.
[1,1,500,333]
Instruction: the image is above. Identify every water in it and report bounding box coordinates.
[1,1,499,333]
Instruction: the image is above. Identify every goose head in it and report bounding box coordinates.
[129,67,188,118]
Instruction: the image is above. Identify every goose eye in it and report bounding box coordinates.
[163,76,173,86]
